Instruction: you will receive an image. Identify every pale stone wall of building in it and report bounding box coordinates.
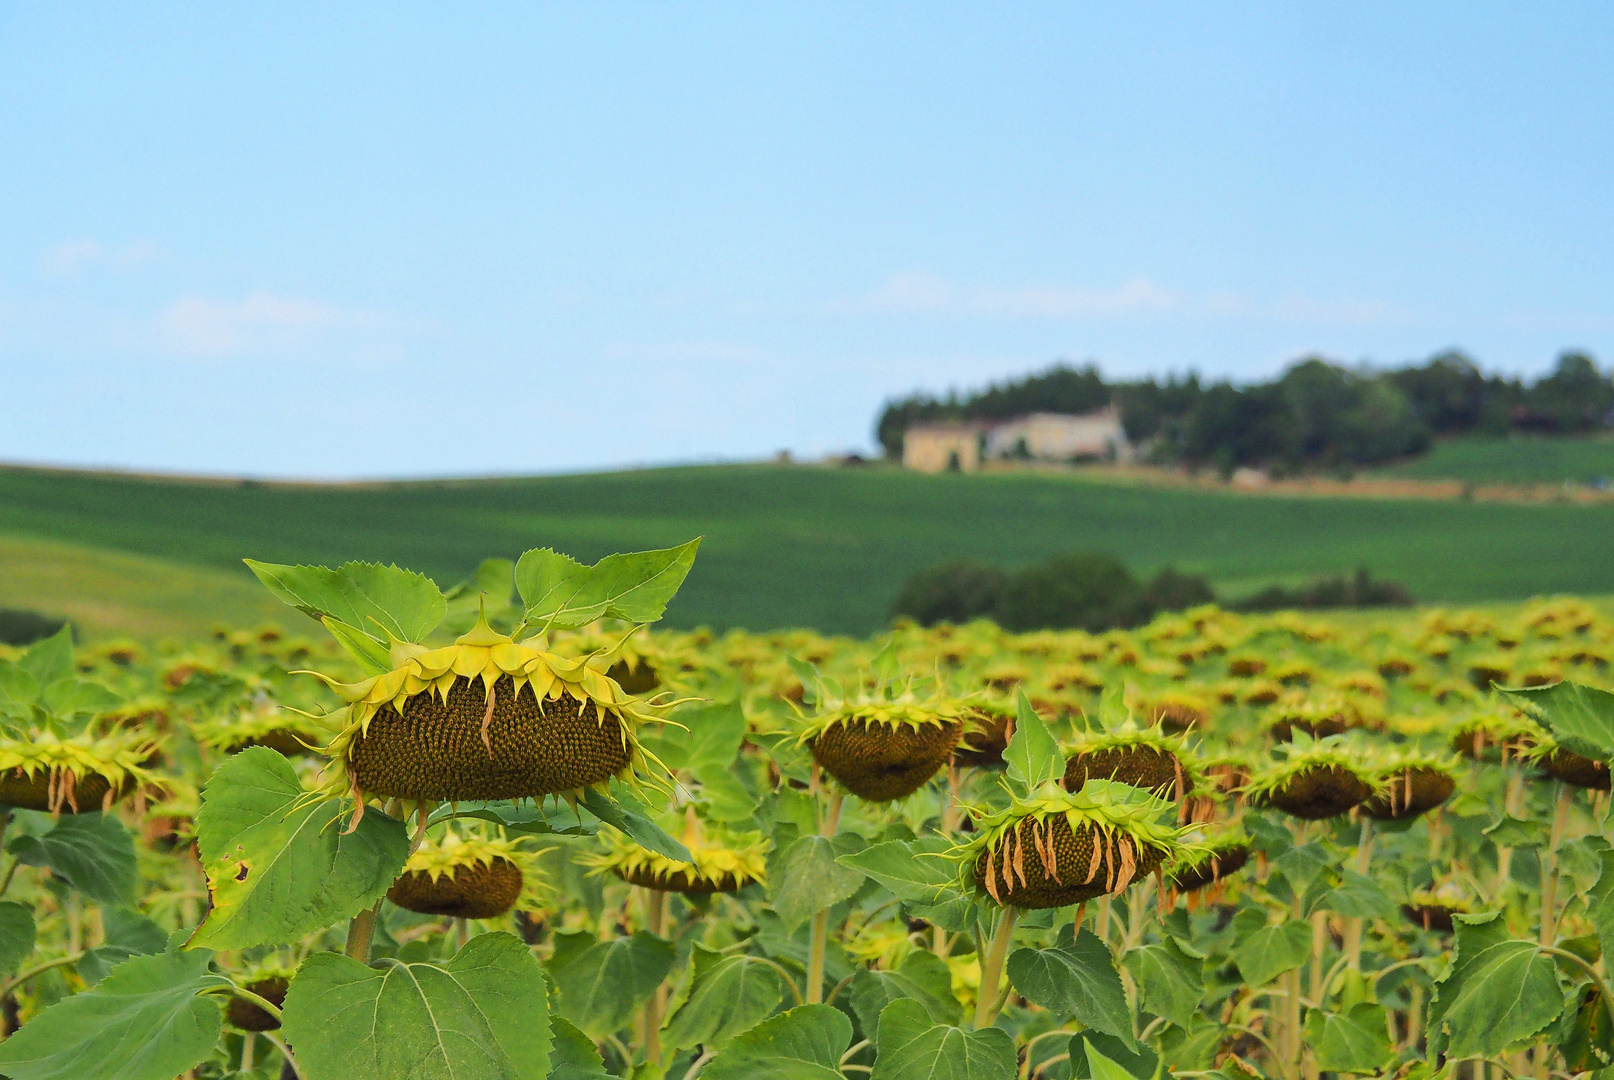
[902,425,982,472]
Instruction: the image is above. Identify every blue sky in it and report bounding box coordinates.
[2,3,1610,478]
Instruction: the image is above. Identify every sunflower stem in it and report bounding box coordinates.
[344,902,380,962]
[806,908,830,1004]
[973,905,1021,1029]
[240,1032,255,1071]
[642,887,668,1063]
[1540,784,1573,950]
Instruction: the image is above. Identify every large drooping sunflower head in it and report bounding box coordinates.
[580,818,770,895]
[313,618,676,804]
[245,544,700,808]
[0,727,160,814]
[952,780,1197,910]
[190,697,335,758]
[1241,733,1388,821]
[386,828,548,918]
[797,692,973,802]
[1165,826,1251,904]
[1449,708,1543,762]
[1361,749,1459,820]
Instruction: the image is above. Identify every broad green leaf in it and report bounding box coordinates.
[76,907,168,985]
[7,811,137,904]
[1588,847,1614,965]
[849,950,962,1033]
[1007,925,1135,1049]
[1069,1032,1161,1080]
[661,944,785,1051]
[703,1004,851,1080]
[1304,1003,1394,1074]
[1123,935,1204,1028]
[580,782,692,862]
[1231,919,1312,987]
[1427,911,1565,1058]
[0,948,228,1080]
[548,1017,611,1080]
[769,834,867,930]
[40,678,122,718]
[1315,870,1396,920]
[515,540,700,629]
[1485,813,1551,849]
[244,559,446,644]
[17,626,75,689]
[1274,843,1334,896]
[0,900,36,975]
[870,998,1017,1080]
[1501,681,1614,762]
[641,698,747,779]
[547,930,675,1037]
[1004,690,1064,794]
[321,616,393,677]
[189,747,410,950]
[281,932,552,1080]
[837,837,960,903]
[0,660,41,712]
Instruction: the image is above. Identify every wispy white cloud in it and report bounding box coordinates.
[862,272,1176,319]
[159,291,377,356]
[43,239,161,277]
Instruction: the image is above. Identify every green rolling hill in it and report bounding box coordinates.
[1,462,1612,637]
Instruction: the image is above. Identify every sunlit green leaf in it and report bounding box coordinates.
[870,998,1016,1080]
[1304,1003,1394,1073]
[1427,911,1565,1058]
[1004,689,1064,794]
[1230,919,1312,987]
[244,559,446,645]
[281,932,552,1080]
[662,943,786,1051]
[0,948,228,1080]
[189,747,409,950]
[0,900,36,976]
[849,949,961,1033]
[1500,680,1614,762]
[769,833,866,931]
[7,811,137,905]
[515,540,700,629]
[1007,925,1135,1049]
[703,1004,851,1080]
[1123,935,1204,1029]
[547,930,675,1038]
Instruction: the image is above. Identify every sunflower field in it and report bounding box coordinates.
[3,539,1614,1080]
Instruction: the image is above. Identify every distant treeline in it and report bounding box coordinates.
[876,350,1614,471]
[891,554,1412,633]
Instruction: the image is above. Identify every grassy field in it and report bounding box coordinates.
[1375,435,1614,484]
[2,462,1614,637]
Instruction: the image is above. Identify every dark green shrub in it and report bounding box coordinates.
[891,560,1007,626]
[998,552,1150,633]
[0,609,70,646]
[1141,567,1216,613]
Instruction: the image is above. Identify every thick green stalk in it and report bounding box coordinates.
[806,909,830,1004]
[973,906,1021,1029]
[345,902,380,961]
[1540,785,1573,949]
[804,789,844,1004]
[642,887,668,1062]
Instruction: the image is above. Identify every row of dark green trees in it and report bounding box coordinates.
[876,350,1614,471]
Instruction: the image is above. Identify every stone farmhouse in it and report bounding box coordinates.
[902,407,1133,473]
